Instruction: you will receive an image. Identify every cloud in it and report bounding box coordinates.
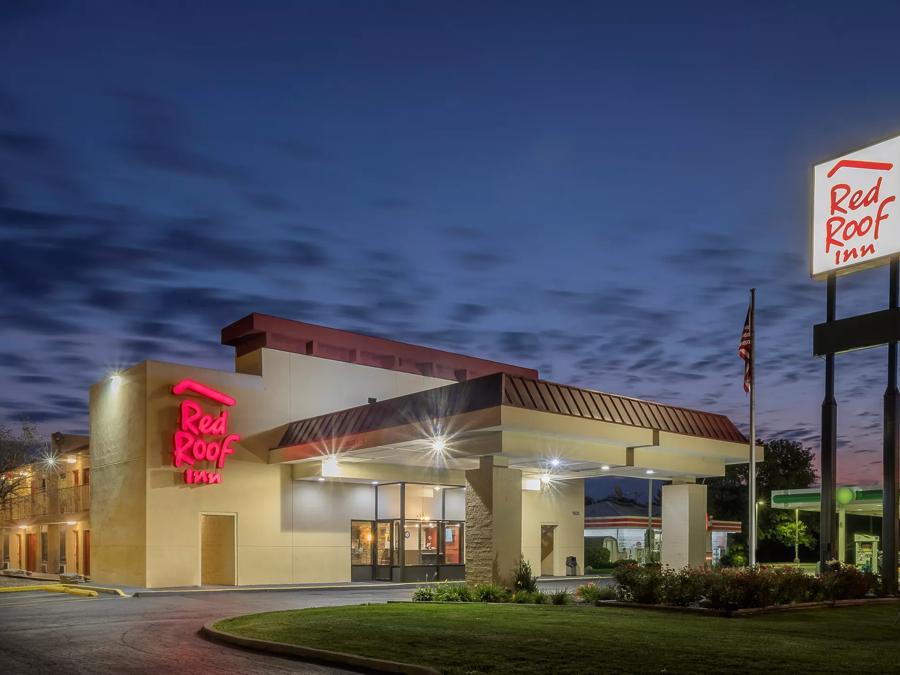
[115,91,248,182]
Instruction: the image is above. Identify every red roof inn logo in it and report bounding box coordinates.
[171,379,240,485]
[812,136,900,278]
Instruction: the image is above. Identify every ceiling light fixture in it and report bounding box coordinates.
[645,469,655,475]
[601,465,610,471]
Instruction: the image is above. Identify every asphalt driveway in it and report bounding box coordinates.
[0,585,417,674]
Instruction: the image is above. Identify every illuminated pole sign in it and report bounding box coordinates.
[171,379,240,485]
[812,135,900,278]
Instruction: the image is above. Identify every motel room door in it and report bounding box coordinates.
[201,514,236,586]
[26,533,37,572]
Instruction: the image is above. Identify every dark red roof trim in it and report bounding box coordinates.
[222,313,538,383]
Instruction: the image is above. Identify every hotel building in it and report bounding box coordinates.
[2,313,758,588]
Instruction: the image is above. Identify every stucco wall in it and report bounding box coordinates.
[92,347,452,588]
[89,363,148,586]
[521,479,584,576]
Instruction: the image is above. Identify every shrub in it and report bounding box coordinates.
[433,582,472,602]
[612,562,662,604]
[768,566,822,604]
[511,589,536,603]
[472,583,509,603]
[513,558,538,593]
[659,568,705,607]
[585,539,612,569]
[612,558,638,569]
[533,590,549,604]
[821,563,878,601]
[575,582,605,603]
[549,589,570,605]
[412,586,435,602]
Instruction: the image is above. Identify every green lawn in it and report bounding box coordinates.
[214,601,900,674]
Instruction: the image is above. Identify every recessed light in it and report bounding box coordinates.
[371,481,379,485]
[550,458,560,468]
[317,477,325,482]
[540,474,551,485]
[601,465,610,471]
[645,469,655,475]
[431,437,446,453]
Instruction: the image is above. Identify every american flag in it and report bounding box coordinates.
[738,306,752,393]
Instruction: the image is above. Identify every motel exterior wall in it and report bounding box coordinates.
[89,347,585,587]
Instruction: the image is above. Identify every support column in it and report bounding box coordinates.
[47,524,60,575]
[465,456,522,585]
[838,508,846,564]
[884,257,899,595]
[661,483,707,569]
[820,273,838,568]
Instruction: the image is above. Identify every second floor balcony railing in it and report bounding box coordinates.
[0,484,91,523]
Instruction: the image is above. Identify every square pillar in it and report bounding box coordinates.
[465,456,522,585]
[661,483,707,569]
[47,524,61,575]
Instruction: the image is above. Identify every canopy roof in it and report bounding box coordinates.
[273,373,754,482]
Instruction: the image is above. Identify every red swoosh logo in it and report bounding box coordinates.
[171,379,235,406]
[827,159,894,178]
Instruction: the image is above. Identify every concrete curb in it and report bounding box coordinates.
[600,596,900,617]
[135,581,427,597]
[0,584,98,598]
[201,620,439,675]
[64,584,128,597]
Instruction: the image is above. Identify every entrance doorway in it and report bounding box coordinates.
[200,514,236,586]
[26,533,36,572]
[541,525,556,576]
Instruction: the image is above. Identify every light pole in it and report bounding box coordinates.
[755,499,765,564]
[794,508,800,565]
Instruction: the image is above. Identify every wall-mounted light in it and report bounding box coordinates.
[66,521,76,526]
[66,456,77,464]
[109,371,123,390]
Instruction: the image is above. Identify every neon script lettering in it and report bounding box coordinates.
[171,379,239,485]
[824,161,896,268]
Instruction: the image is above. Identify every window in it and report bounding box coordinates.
[350,521,374,566]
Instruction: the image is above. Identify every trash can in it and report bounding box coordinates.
[566,556,578,576]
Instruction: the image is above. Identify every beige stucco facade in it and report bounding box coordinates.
[85,344,590,587]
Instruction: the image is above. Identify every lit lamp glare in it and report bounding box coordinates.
[645,469,655,475]
[540,473,551,485]
[550,457,561,468]
[66,456,77,464]
[109,372,123,389]
[601,465,610,471]
[431,437,446,453]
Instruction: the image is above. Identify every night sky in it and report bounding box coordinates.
[4,2,900,496]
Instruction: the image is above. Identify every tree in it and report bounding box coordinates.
[703,439,819,561]
[0,420,42,503]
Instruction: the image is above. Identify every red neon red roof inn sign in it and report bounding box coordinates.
[813,135,900,278]
[171,379,240,485]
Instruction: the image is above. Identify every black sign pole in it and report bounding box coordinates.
[884,257,899,595]
[820,273,837,568]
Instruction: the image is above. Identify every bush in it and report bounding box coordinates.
[575,583,617,604]
[549,589,570,605]
[472,583,509,603]
[433,582,472,602]
[511,589,537,603]
[513,558,538,593]
[659,568,705,607]
[533,590,549,604]
[585,539,612,569]
[612,562,663,604]
[821,563,878,602]
[412,586,435,602]
[612,558,638,569]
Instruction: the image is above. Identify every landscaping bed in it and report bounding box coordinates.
[212,602,900,674]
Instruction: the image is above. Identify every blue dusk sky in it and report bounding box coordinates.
[3,2,900,495]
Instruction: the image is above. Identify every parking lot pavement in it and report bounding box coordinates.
[0,585,416,674]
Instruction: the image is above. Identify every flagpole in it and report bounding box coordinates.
[749,288,757,567]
